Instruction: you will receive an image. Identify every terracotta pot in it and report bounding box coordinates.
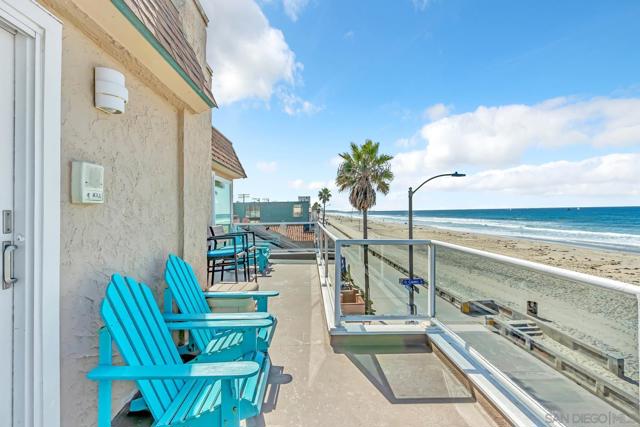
[340,289,365,315]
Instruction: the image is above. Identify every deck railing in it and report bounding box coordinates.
[314,221,640,421]
[232,221,317,253]
[316,222,435,324]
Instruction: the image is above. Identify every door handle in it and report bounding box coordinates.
[3,243,17,289]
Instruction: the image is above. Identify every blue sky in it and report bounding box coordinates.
[204,0,640,211]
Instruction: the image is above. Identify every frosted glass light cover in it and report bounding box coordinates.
[94,67,128,114]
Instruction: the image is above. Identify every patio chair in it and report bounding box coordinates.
[209,225,260,283]
[86,274,272,427]
[230,224,272,275]
[165,254,279,353]
[207,233,249,285]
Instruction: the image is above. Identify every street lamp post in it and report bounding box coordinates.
[408,172,465,315]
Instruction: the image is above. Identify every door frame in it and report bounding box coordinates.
[0,2,61,427]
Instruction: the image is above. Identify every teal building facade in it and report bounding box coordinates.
[234,200,310,223]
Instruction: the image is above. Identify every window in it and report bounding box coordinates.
[213,176,232,224]
[292,204,303,218]
[246,204,261,220]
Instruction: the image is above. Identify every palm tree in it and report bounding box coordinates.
[335,139,393,314]
[311,201,321,221]
[318,188,331,225]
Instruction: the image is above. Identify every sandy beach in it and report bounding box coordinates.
[329,214,640,285]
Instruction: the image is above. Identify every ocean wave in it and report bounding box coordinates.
[334,212,640,252]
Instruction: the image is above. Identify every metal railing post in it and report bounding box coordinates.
[324,232,329,282]
[334,241,342,328]
[428,243,436,318]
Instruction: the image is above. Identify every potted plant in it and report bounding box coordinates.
[340,265,366,315]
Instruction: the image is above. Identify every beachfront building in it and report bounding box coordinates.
[1,1,214,426]
[234,199,311,223]
[211,127,247,225]
[1,1,638,427]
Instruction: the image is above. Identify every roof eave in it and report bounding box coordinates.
[212,161,247,180]
[112,0,216,110]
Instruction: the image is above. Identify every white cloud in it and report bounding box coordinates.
[204,0,301,105]
[390,149,429,176]
[395,138,413,148]
[393,97,640,171]
[395,134,422,148]
[256,161,278,173]
[288,179,305,189]
[288,179,336,191]
[307,181,326,190]
[277,88,323,116]
[434,153,640,197]
[283,0,309,21]
[308,180,337,190]
[386,96,640,207]
[423,103,451,121]
[344,30,355,40]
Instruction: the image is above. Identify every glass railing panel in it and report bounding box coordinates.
[338,243,430,317]
[434,244,639,424]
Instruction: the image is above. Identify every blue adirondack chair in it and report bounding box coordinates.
[164,254,279,353]
[87,274,272,427]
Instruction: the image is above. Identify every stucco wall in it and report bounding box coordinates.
[180,109,212,282]
[58,21,211,426]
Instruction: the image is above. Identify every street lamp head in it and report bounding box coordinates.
[451,171,466,177]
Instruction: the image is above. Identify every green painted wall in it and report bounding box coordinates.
[234,201,310,223]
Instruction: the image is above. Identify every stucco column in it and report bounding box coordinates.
[178,109,212,285]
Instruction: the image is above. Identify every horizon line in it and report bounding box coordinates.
[328,204,640,213]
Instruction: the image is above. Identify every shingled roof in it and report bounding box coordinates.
[211,127,247,179]
[119,0,216,107]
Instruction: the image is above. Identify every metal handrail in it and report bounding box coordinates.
[317,222,432,247]
[338,238,431,246]
[432,240,640,297]
[234,221,316,226]
[315,223,337,289]
[316,222,339,242]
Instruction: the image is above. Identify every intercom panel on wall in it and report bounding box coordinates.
[71,161,104,204]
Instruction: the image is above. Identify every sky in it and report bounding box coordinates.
[202,0,640,211]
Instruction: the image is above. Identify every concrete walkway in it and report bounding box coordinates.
[250,261,500,427]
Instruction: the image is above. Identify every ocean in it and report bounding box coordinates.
[335,206,640,253]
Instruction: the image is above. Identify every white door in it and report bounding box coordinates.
[0,24,16,423]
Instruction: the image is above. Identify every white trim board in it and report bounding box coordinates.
[0,2,61,427]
